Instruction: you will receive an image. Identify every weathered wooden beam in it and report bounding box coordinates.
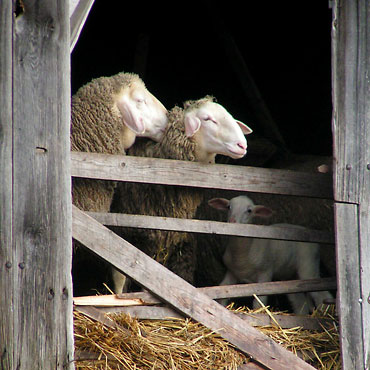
[89,211,335,244]
[75,277,336,306]
[72,205,315,370]
[0,1,15,368]
[71,151,333,199]
[0,1,74,369]
[94,305,334,331]
[332,1,370,369]
[70,0,95,52]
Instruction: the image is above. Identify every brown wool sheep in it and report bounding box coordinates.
[71,72,168,295]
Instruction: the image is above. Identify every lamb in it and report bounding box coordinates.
[110,96,252,293]
[71,72,168,295]
[71,71,168,213]
[208,195,332,314]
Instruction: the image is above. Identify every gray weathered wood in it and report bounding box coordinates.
[0,1,74,369]
[0,1,15,368]
[332,1,370,369]
[89,211,335,244]
[334,203,364,369]
[359,201,370,369]
[118,277,337,302]
[72,205,315,370]
[70,0,95,52]
[95,305,334,331]
[332,0,370,205]
[74,277,336,306]
[71,151,333,199]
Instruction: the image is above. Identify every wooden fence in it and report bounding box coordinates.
[71,151,335,370]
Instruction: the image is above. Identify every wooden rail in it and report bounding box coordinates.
[71,151,333,199]
[88,211,334,244]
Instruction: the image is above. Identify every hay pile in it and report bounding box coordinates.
[73,305,340,370]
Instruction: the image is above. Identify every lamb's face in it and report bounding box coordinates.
[184,102,252,159]
[208,196,272,224]
[116,83,168,142]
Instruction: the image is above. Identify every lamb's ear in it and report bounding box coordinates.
[184,114,201,137]
[116,97,145,134]
[253,205,273,218]
[208,198,230,211]
[237,120,253,135]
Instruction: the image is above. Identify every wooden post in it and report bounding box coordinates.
[0,1,74,369]
[332,0,370,369]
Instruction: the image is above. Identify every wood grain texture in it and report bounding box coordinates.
[334,203,364,369]
[332,0,370,204]
[332,1,370,369]
[93,305,333,331]
[0,1,14,368]
[73,205,315,370]
[88,211,335,244]
[1,1,75,369]
[71,151,333,199]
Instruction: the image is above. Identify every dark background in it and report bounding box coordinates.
[71,1,333,159]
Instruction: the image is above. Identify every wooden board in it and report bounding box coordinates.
[116,277,336,302]
[94,305,334,331]
[71,151,333,199]
[334,203,364,369]
[88,211,334,244]
[0,1,15,368]
[72,205,315,370]
[0,2,74,369]
[332,0,370,205]
[332,1,370,369]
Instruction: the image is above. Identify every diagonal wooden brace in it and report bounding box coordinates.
[72,205,315,370]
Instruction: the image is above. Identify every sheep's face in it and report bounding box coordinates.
[208,196,272,224]
[184,102,252,159]
[116,83,168,142]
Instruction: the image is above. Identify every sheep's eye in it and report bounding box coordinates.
[247,208,252,214]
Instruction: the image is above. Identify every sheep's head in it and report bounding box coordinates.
[208,196,272,224]
[115,81,168,143]
[184,100,252,160]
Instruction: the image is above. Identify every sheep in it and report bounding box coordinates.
[71,72,168,295]
[208,195,332,314]
[194,154,334,288]
[110,96,252,293]
[71,72,168,213]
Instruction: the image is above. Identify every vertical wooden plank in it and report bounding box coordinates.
[359,201,370,368]
[332,0,370,204]
[332,1,370,369]
[0,1,14,368]
[334,203,364,369]
[0,1,75,369]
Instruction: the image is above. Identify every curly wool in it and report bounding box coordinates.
[71,72,144,213]
[111,98,215,282]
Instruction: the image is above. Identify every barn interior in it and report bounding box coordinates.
[71,0,334,306]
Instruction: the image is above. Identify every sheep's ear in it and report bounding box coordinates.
[208,198,230,211]
[184,114,201,137]
[253,205,273,218]
[236,120,253,135]
[116,98,145,134]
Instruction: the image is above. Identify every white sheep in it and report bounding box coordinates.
[208,195,332,314]
[111,96,253,293]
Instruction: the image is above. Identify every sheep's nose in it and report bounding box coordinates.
[237,142,247,150]
[229,217,237,223]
